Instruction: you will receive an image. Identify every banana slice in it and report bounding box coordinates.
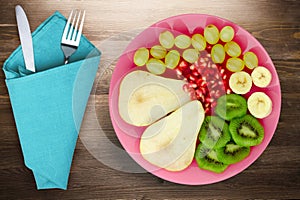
[251,66,272,88]
[247,92,272,119]
[229,71,252,94]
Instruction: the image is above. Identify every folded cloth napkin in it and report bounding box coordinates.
[2,11,101,189]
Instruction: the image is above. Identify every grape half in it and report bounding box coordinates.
[182,49,199,63]
[224,41,241,57]
[134,47,149,66]
[243,52,258,69]
[211,44,225,64]
[165,50,180,69]
[220,26,235,42]
[191,34,206,51]
[226,57,245,72]
[150,45,167,59]
[175,34,191,49]
[146,58,166,75]
[204,24,219,44]
[159,31,175,49]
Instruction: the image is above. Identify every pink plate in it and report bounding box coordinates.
[108,14,281,185]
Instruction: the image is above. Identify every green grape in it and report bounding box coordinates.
[191,34,206,51]
[146,58,166,75]
[150,45,167,59]
[159,31,175,49]
[182,49,199,63]
[165,50,180,69]
[226,57,245,72]
[174,34,191,49]
[224,41,241,57]
[211,44,225,64]
[243,52,258,69]
[133,47,149,66]
[204,24,219,44]
[220,26,235,42]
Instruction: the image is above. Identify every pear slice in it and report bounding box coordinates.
[118,70,191,126]
[140,100,205,171]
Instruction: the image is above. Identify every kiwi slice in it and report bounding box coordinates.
[229,115,264,146]
[215,94,247,120]
[216,142,250,164]
[195,143,228,173]
[199,116,231,149]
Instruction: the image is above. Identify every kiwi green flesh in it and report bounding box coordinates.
[199,116,231,149]
[216,143,250,164]
[195,144,228,173]
[215,94,247,121]
[230,115,264,147]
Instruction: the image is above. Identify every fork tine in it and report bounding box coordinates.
[71,10,81,41]
[75,10,85,46]
[67,10,77,41]
[61,10,73,43]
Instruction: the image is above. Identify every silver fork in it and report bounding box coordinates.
[61,10,86,64]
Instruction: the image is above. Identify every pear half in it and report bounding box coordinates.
[140,100,205,171]
[118,70,191,126]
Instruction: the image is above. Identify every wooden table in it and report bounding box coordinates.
[0,0,299,199]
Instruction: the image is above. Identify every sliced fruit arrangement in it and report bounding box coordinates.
[119,23,275,173]
[195,94,264,173]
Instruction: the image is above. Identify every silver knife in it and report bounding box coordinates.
[15,5,35,72]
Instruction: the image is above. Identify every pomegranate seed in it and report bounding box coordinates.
[176,69,182,75]
[192,71,199,77]
[200,81,207,87]
[220,69,225,74]
[211,101,217,108]
[183,84,189,92]
[189,83,197,89]
[190,65,195,70]
[222,74,227,80]
[211,82,218,89]
[205,97,213,103]
[226,89,231,94]
[200,87,207,95]
[188,74,196,82]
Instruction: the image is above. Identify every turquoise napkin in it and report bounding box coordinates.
[2,11,101,189]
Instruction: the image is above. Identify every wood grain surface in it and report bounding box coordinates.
[0,0,299,199]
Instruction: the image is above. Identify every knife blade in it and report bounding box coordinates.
[15,5,35,72]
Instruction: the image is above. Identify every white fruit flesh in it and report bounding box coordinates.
[247,92,272,119]
[118,70,191,126]
[229,71,252,94]
[140,100,205,171]
[251,66,272,88]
